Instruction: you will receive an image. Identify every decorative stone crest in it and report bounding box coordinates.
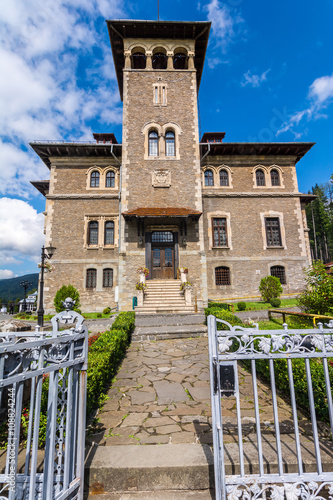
[152,169,171,188]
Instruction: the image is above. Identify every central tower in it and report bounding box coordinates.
[107,20,211,310]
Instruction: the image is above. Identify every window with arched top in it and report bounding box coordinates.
[215,266,231,285]
[270,169,280,186]
[173,53,187,69]
[103,268,113,287]
[165,130,175,156]
[148,130,159,156]
[219,169,229,186]
[105,171,115,188]
[86,268,97,288]
[256,169,265,186]
[104,221,114,245]
[90,170,100,188]
[152,52,167,70]
[132,52,146,69]
[88,221,98,245]
[205,169,214,186]
[271,265,286,284]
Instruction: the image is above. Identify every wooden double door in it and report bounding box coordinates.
[146,231,178,280]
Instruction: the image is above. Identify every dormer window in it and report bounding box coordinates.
[165,130,175,156]
[148,130,159,156]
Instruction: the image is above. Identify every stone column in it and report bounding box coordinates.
[188,51,195,69]
[167,51,174,70]
[124,50,131,69]
[146,51,152,69]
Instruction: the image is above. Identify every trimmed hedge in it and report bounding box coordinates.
[205,307,243,330]
[86,311,135,414]
[208,302,229,310]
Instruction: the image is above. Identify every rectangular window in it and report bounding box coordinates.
[215,266,231,285]
[265,217,282,246]
[105,221,114,245]
[213,218,228,247]
[88,221,98,245]
[103,268,113,287]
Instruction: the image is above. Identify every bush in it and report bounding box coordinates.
[86,311,135,414]
[103,307,111,315]
[259,276,283,302]
[208,302,229,310]
[54,284,81,313]
[205,307,243,330]
[237,301,246,311]
[96,312,102,318]
[297,261,333,315]
[270,297,281,308]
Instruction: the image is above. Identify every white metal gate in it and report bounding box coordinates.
[0,306,88,499]
[208,315,333,500]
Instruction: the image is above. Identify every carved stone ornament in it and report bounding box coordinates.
[152,169,171,188]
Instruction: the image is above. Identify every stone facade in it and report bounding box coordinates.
[30,20,314,313]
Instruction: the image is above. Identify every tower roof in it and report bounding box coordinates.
[106,19,211,100]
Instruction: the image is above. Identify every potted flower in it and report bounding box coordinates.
[38,261,54,273]
[178,267,189,283]
[138,267,150,283]
[135,281,147,307]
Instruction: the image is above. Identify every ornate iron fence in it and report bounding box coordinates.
[0,304,88,500]
[208,315,333,500]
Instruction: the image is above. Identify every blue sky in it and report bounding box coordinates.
[0,0,332,279]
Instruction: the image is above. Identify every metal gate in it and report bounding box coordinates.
[208,315,333,500]
[0,303,88,499]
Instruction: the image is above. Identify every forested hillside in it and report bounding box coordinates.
[0,274,38,303]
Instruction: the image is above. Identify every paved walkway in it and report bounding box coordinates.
[87,335,323,448]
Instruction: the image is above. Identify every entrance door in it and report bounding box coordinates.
[151,231,174,279]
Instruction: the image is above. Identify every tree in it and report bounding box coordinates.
[259,276,283,302]
[54,285,81,313]
[297,261,333,315]
[306,182,333,263]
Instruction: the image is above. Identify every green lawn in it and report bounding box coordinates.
[233,298,298,312]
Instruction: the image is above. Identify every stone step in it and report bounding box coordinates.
[85,444,214,496]
[132,324,207,341]
[143,300,186,306]
[135,306,195,314]
[87,490,213,499]
[135,313,205,327]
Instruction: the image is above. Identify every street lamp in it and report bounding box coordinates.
[20,280,32,312]
[37,245,56,327]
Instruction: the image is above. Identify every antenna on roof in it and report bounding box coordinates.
[158,0,160,21]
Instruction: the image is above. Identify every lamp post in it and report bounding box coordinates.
[20,280,32,312]
[37,245,56,327]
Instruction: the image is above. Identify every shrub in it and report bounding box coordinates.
[205,307,243,330]
[259,276,283,302]
[208,302,229,310]
[103,307,111,315]
[270,297,281,308]
[237,301,246,311]
[96,312,102,318]
[54,285,81,313]
[297,260,333,315]
[86,311,135,414]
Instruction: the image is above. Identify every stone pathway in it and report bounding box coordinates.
[87,336,323,448]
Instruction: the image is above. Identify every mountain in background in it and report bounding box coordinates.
[0,273,39,303]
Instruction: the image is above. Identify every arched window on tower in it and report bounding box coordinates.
[105,170,115,188]
[173,52,187,69]
[270,169,280,186]
[132,51,146,69]
[148,130,159,156]
[219,169,229,186]
[256,169,265,186]
[204,169,214,186]
[165,130,175,156]
[152,52,167,70]
[90,170,100,188]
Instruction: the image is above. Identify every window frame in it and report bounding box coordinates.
[215,266,231,286]
[165,130,175,157]
[270,265,286,284]
[105,170,115,188]
[88,221,99,246]
[104,221,114,245]
[212,218,228,247]
[148,130,159,157]
[265,217,282,247]
[256,169,265,186]
[270,169,280,186]
[90,170,100,188]
[219,169,229,186]
[103,268,113,288]
[205,169,214,187]
[86,268,97,289]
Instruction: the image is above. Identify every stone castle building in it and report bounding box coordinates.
[31,19,314,313]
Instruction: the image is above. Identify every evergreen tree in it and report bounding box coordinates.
[306,181,333,263]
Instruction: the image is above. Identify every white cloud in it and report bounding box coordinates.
[203,0,244,52]
[0,269,15,279]
[0,199,44,266]
[242,69,270,88]
[0,0,126,198]
[277,73,333,137]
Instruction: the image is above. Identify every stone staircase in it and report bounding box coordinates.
[133,312,207,341]
[135,279,195,314]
